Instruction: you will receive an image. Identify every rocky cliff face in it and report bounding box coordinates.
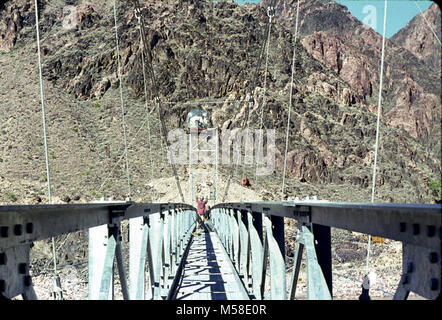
[263,0,441,151]
[0,0,32,52]
[391,3,441,72]
[0,0,440,205]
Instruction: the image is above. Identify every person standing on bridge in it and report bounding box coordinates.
[195,195,208,231]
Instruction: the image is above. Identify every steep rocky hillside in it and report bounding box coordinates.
[262,0,441,159]
[0,0,440,207]
[391,3,441,72]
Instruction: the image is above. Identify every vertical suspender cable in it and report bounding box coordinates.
[254,7,273,197]
[34,0,62,300]
[131,0,185,203]
[281,0,300,200]
[366,0,388,277]
[221,1,276,202]
[137,14,157,201]
[239,100,254,202]
[113,0,132,199]
[240,5,274,202]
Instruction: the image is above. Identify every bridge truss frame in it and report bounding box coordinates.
[210,201,441,300]
[0,202,195,300]
[0,201,440,300]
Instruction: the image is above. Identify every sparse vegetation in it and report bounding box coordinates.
[429,179,442,201]
[6,191,17,202]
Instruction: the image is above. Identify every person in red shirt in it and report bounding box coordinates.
[241,177,251,187]
[195,196,208,231]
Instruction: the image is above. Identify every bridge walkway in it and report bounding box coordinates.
[174,230,249,300]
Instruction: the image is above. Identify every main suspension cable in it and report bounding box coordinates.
[413,0,441,45]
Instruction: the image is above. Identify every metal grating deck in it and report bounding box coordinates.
[175,231,250,300]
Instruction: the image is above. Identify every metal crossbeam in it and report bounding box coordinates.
[0,202,192,250]
[172,231,250,300]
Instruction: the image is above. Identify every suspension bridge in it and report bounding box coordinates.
[0,0,441,301]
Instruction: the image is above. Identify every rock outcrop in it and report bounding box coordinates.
[391,3,441,72]
[263,0,441,152]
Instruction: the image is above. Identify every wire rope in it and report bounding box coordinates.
[281,0,300,200]
[113,0,132,199]
[34,0,63,300]
[365,0,388,290]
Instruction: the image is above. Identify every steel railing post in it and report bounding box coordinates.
[248,211,264,299]
[149,211,163,300]
[231,209,240,268]
[312,223,332,297]
[238,209,250,281]
[298,225,332,300]
[162,209,171,296]
[263,214,286,300]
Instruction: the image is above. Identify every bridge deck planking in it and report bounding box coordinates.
[175,231,249,300]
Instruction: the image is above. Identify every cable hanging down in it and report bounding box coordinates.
[361,0,388,301]
[222,0,277,202]
[253,6,274,198]
[281,0,300,200]
[240,5,275,202]
[113,0,132,199]
[135,11,157,202]
[132,0,185,203]
[34,0,63,300]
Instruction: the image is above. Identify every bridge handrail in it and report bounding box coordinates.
[0,202,195,250]
[210,201,441,249]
